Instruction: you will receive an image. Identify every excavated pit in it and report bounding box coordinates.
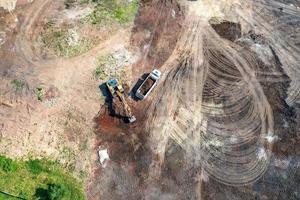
[90,0,300,199]
[0,0,299,199]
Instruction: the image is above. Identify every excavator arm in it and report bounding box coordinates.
[106,78,136,123]
[116,90,136,123]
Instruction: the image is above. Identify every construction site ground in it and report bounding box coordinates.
[0,0,300,200]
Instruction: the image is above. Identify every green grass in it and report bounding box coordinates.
[41,0,139,57]
[93,56,108,79]
[11,80,24,92]
[84,0,139,26]
[0,192,22,200]
[0,156,85,200]
[35,87,44,101]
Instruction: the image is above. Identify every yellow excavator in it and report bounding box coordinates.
[106,78,136,123]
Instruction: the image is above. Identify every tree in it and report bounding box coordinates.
[35,184,67,200]
[48,184,66,200]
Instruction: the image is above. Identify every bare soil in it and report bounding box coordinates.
[1,0,300,200]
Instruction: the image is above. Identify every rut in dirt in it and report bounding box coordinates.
[91,0,300,199]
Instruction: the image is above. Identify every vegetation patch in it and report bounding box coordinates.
[40,22,94,58]
[93,54,127,82]
[0,156,85,200]
[35,87,44,101]
[93,56,109,80]
[83,0,139,26]
[10,79,24,92]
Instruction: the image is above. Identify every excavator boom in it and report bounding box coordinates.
[106,79,136,123]
[116,90,136,123]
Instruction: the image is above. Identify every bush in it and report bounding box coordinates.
[26,159,44,174]
[35,183,80,200]
[0,156,18,172]
[48,184,66,200]
[10,79,24,91]
[35,87,44,101]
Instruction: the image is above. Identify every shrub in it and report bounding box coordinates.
[26,159,45,174]
[0,156,18,172]
[48,184,66,200]
[10,79,24,91]
[35,87,44,101]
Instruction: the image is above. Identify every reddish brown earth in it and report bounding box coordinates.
[140,76,155,95]
[87,1,185,199]
[88,1,300,200]
[1,0,300,199]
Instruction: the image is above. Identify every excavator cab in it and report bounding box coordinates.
[106,78,136,123]
[106,78,118,95]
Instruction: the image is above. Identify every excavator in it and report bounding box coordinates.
[106,78,136,123]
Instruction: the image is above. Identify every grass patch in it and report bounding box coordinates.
[93,54,127,82]
[93,56,109,79]
[35,87,44,101]
[26,159,45,175]
[60,147,76,173]
[84,0,139,26]
[0,156,18,173]
[10,79,24,92]
[0,156,85,200]
[40,22,94,58]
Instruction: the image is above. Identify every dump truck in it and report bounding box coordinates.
[106,79,136,123]
[135,69,161,100]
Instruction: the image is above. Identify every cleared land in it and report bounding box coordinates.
[0,0,299,200]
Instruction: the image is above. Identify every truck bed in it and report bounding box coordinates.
[140,76,156,95]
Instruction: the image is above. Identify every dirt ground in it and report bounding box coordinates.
[1,0,300,199]
[0,0,134,181]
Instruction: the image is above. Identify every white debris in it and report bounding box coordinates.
[0,31,6,46]
[274,157,291,169]
[0,0,17,12]
[67,29,80,46]
[264,131,278,143]
[230,135,238,143]
[283,119,289,128]
[257,148,267,160]
[111,45,137,68]
[98,148,109,168]
[200,170,209,182]
[64,6,92,20]
[206,138,223,148]
[144,30,151,39]
[185,0,241,20]
[171,9,176,18]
